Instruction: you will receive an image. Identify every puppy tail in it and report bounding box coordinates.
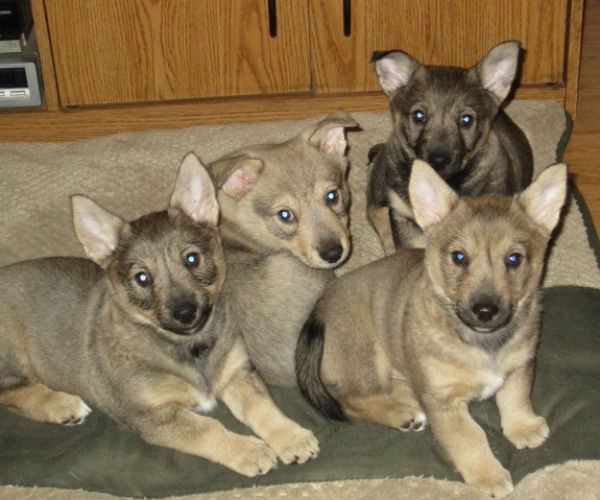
[295,310,348,422]
[367,143,385,164]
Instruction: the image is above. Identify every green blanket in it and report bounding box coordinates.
[1,286,598,498]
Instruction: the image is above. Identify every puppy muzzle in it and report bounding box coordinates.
[160,303,213,336]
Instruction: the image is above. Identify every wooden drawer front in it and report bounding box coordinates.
[310,0,568,94]
[45,0,311,107]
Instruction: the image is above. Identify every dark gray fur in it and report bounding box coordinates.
[368,40,533,250]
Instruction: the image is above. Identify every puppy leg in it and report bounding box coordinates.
[496,362,549,449]
[0,383,91,425]
[425,401,513,497]
[389,378,427,430]
[139,406,277,477]
[342,389,425,432]
[220,367,319,464]
[367,203,396,255]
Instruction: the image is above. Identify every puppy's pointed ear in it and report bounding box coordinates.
[170,153,219,226]
[409,159,458,230]
[472,40,520,103]
[517,163,568,235]
[307,109,358,157]
[214,157,264,200]
[72,195,124,267]
[372,50,421,98]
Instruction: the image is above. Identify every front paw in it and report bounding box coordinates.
[43,392,91,426]
[230,436,278,477]
[462,460,513,498]
[266,425,319,464]
[503,414,549,449]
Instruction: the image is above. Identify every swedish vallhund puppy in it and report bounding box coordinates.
[367,40,534,253]
[209,110,357,386]
[0,153,318,476]
[297,160,567,497]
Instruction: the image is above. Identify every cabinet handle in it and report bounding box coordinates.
[268,0,277,38]
[343,0,351,36]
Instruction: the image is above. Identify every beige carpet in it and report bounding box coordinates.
[0,460,599,500]
[0,101,599,499]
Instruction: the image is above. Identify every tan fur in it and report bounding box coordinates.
[0,153,318,476]
[210,110,358,386]
[0,383,91,425]
[367,203,397,255]
[218,344,319,465]
[298,161,567,497]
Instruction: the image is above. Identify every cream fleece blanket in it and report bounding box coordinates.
[0,100,599,499]
[0,102,598,288]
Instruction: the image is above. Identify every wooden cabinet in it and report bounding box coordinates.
[1,0,584,140]
[45,0,311,106]
[310,0,569,93]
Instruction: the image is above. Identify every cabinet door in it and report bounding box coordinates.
[45,0,311,107]
[310,0,568,94]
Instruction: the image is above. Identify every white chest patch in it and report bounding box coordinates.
[479,373,504,400]
[193,395,217,414]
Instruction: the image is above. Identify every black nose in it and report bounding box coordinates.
[427,150,452,170]
[319,242,344,264]
[472,302,499,322]
[172,302,197,325]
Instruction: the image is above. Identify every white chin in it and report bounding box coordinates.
[472,326,497,333]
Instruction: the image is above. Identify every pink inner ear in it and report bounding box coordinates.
[224,166,258,195]
[321,127,345,155]
[88,232,115,257]
[378,57,411,88]
[77,216,118,262]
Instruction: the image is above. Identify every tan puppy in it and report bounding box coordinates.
[296,160,567,497]
[0,153,318,477]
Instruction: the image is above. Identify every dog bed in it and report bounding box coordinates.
[0,101,599,499]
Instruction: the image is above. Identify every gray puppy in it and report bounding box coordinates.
[0,153,318,476]
[368,40,533,252]
[209,110,357,386]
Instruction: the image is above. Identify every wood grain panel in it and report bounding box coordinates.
[310,0,569,94]
[44,0,311,106]
[31,0,59,110]
[564,0,584,117]
[564,0,600,231]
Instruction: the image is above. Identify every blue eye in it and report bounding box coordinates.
[452,251,467,265]
[325,190,339,205]
[412,109,427,124]
[277,209,295,223]
[135,271,152,287]
[459,114,474,127]
[184,252,199,267]
[505,252,522,267]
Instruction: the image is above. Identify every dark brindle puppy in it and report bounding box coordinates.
[368,40,533,252]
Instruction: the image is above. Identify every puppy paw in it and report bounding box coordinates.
[230,436,278,477]
[267,425,319,465]
[463,462,513,498]
[43,392,91,426]
[400,411,428,432]
[504,415,549,449]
